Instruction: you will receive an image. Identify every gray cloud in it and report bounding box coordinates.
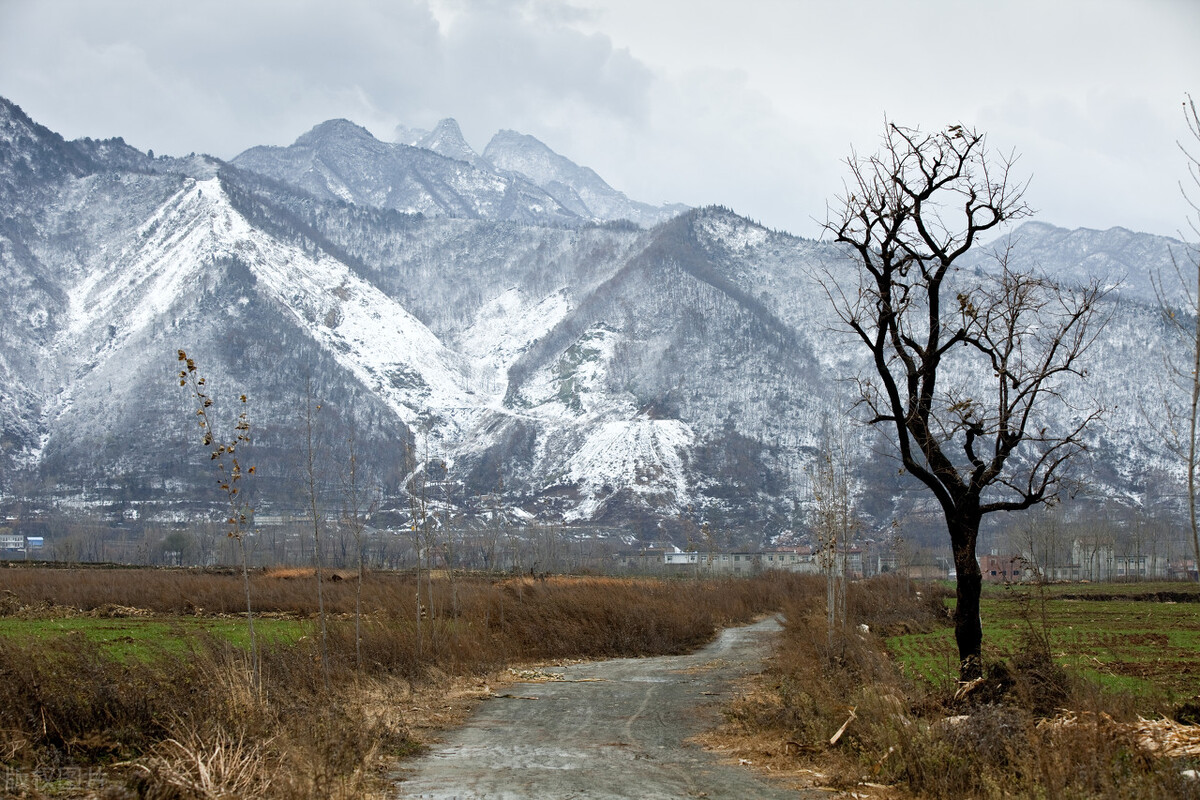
[1,0,1196,237]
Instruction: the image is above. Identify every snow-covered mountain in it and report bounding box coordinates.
[230,118,576,224]
[231,117,686,228]
[416,118,493,173]
[0,96,1192,541]
[482,129,689,227]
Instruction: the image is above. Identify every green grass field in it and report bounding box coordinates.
[887,583,1200,705]
[0,615,312,661]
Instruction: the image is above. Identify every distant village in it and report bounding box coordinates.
[2,513,1197,582]
[617,537,1198,583]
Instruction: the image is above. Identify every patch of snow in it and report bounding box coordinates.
[519,323,624,416]
[562,416,694,521]
[55,176,485,455]
[696,213,770,253]
[64,179,214,342]
[458,287,572,401]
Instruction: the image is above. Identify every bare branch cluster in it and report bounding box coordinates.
[177,350,255,534]
[825,123,1106,520]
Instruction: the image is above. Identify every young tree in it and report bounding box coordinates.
[176,350,259,686]
[808,413,857,650]
[1008,506,1065,582]
[340,407,378,672]
[403,440,430,659]
[1149,94,1200,583]
[824,123,1107,679]
[301,377,330,690]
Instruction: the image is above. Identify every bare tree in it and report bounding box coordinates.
[808,412,858,649]
[403,439,431,659]
[301,377,329,690]
[340,406,379,672]
[1149,94,1200,583]
[479,482,505,573]
[1009,507,1065,582]
[176,350,258,686]
[824,123,1108,679]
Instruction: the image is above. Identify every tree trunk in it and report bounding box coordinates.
[1189,256,1200,583]
[950,512,984,680]
[238,535,259,690]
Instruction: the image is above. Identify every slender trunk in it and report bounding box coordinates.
[309,501,329,687]
[950,511,984,680]
[1190,261,1200,583]
[425,535,435,638]
[355,531,363,672]
[422,459,435,648]
[826,553,835,650]
[313,521,328,685]
[415,545,422,660]
[314,519,328,689]
[346,432,365,673]
[239,536,259,688]
[304,386,329,691]
[838,551,847,639]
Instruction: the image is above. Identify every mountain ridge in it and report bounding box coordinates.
[0,97,1193,547]
[233,114,687,228]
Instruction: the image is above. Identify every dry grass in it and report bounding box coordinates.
[0,567,801,799]
[133,728,279,799]
[707,574,1200,799]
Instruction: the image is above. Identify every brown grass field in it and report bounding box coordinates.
[3,567,1198,799]
[0,565,803,799]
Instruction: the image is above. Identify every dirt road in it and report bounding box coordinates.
[395,616,813,799]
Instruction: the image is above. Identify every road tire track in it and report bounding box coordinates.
[394,616,817,799]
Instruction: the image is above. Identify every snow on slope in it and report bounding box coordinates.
[64,180,214,347]
[502,320,697,518]
[518,323,623,416]
[60,176,482,446]
[694,210,772,254]
[458,287,572,397]
[563,417,694,521]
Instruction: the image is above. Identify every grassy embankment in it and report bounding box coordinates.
[0,565,803,799]
[710,576,1200,799]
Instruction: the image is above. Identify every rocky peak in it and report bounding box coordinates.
[417,118,490,171]
[484,129,578,187]
[294,118,380,149]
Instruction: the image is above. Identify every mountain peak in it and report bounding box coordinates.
[294,118,379,148]
[0,96,95,197]
[485,129,582,186]
[484,129,687,227]
[417,118,485,167]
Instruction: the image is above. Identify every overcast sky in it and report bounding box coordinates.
[1,0,1197,239]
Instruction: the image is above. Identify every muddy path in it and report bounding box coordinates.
[395,616,816,799]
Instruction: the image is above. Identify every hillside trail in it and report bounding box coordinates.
[394,615,820,799]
